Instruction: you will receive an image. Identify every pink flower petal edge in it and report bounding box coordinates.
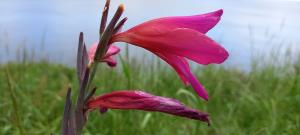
[122,9,223,35]
[87,90,210,124]
[102,57,117,67]
[103,45,121,58]
[88,43,120,67]
[113,28,228,65]
[154,52,209,100]
[88,43,98,61]
[156,52,190,85]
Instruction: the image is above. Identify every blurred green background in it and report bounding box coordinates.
[1,53,300,134]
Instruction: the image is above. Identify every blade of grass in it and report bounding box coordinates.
[5,68,25,135]
[119,54,131,89]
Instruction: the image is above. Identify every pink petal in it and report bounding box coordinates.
[102,56,117,67]
[154,52,208,101]
[113,28,228,65]
[88,43,120,67]
[103,45,121,59]
[88,43,98,61]
[121,9,223,35]
[156,52,190,85]
[87,90,209,123]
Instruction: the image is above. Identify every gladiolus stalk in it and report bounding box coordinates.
[60,0,228,134]
[61,1,125,134]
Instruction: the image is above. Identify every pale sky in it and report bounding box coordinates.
[0,0,300,67]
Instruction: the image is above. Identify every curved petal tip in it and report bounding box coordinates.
[217,47,229,64]
[214,9,223,17]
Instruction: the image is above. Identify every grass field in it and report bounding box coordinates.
[1,55,300,135]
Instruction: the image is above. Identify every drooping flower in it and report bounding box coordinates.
[88,43,120,67]
[87,90,210,124]
[109,9,229,100]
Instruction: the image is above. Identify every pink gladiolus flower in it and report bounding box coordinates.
[109,9,229,100]
[88,43,120,67]
[87,90,210,124]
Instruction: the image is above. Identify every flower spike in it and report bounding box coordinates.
[61,3,228,134]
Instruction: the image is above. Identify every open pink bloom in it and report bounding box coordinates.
[110,9,229,100]
[87,90,209,123]
[88,43,120,67]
